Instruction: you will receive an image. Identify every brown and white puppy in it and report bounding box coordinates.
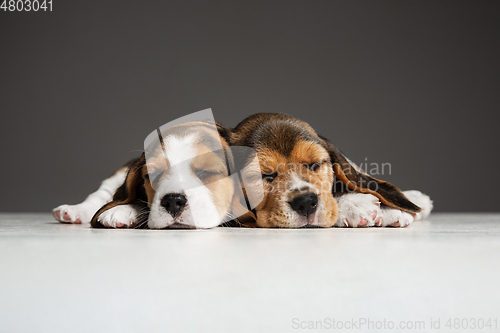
[230,113,433,228]
[54,121,245,229]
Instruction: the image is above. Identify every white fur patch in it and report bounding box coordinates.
[163,134,198,166]
[98,204,143,228]
[288,174,314,192]
[378,208,415,227]
[334,193,381,227]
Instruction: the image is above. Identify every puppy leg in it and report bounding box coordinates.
[96,204,143,228]
[333,191,432,228]
[374,191,432,227]
[53,168,127,224]
[334,193,381,228]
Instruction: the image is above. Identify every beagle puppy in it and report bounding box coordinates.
[53,121,249,229]
[230,113,433,228]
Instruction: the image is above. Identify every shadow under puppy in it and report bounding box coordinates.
[230,113,433,228]
[53,121,247,229]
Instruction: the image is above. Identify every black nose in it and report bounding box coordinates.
[289,193,318,217]
[161,193,187,216]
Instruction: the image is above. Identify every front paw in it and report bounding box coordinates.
[97,205,142,228]
[378,208,414,227]
[53,204,93,224]
[334,193,381,228]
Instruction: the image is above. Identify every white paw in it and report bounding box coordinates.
[97,204,142,228]
[334,193,381,227]
[53,203,96,224]
[403,190,433,220]
[378,208,414,227]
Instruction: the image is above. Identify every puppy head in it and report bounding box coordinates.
[90,117,261,229]
[250,124,338,228]
[121,121,237,229]
[145,121,241,229]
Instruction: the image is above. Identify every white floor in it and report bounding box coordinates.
[1,213,499,333]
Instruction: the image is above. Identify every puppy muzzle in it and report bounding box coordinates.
[289,192,318,218]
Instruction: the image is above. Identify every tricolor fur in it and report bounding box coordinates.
[53,113,433,229]
[55,121,243,229]
[230,113,432,228]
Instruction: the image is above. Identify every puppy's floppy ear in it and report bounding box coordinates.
[226,191,257,228]
[222,145,258,228]
[216,121,232,143]
[90,155,148,228]
[319,136,421,214]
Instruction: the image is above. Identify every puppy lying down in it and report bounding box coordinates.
[53,113,432,229]
[54,119,256,229]
[230,113,432,228]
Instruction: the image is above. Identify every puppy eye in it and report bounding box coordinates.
[195,169,223,180]
[144,174,150,180]
[305,163,321,172]
[262,172,278,182]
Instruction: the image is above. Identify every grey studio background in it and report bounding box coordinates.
[1,0,499,212]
